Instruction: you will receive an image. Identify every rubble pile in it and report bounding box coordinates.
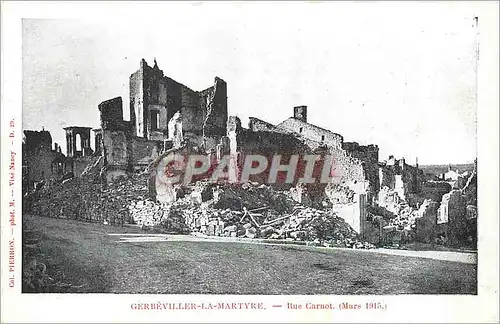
[256,206,374,248]
[128,199,191,233]
[26,161,375,248]
[370,187,422,246]
[386,202,420,231]
[26,177,99,220]
[373,189,447,246]
[213,181,297,214]
[324,183,356,204]
[377,186,403,215]
[26,172,150,225]
[127,181,375,249]
[379,203,419,245]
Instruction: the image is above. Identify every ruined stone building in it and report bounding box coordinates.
[22,58,229,188]
[378,155,423,209]
[22,57,478,248]
[93,59,229,181]
[24,58,431,241]
[435,159,477,245]
[130,59,228,142]
[64,126,93,157]
[23,126,101,193]
[22,130,66,193]
[245,106,380,194]
[62,126,97,176]
[228,105,381,235]
[23,58,388,237]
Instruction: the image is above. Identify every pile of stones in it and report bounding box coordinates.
[128,181,376,249]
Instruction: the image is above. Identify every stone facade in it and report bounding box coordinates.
[342,142,380,194]
[277,115,344,150]
[275,113,379,197]
[89,59,230,182]
[129,59,227,141]
[23,126,106,191]
[97,95,164,181]
[256,109,378,192]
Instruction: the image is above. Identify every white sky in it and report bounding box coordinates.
[22,2,478,165]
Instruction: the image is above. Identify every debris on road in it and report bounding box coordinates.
[128,181,376,249]
[25,169,376,249]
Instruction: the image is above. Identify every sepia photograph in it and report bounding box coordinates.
[2,1,499,323]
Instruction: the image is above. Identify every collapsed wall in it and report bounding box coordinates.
[228,115,380,237]
[414,200,439,243]
[373,157,477,247]
[128,180,375,249]
[437,189,469,246]
[23,157,150,225]
[23,150,375,249]
[420,181,453,203]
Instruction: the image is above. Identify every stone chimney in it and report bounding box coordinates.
[294,106,307,123]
